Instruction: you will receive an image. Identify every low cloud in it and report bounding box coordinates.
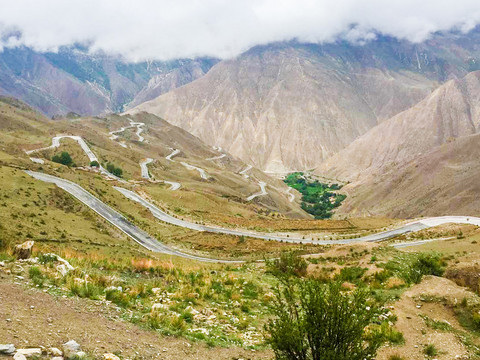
[1,0,480,61]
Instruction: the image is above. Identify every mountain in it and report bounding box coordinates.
[128,29,480,172]
[316,70,480,217]
[0,46,217,117]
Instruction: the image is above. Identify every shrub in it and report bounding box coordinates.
[52,151,73,166]
[424,344,438,357]
[38,253,58,264]
[266,280,381,360]
[90,160,99,167]
[384,253,445,284]
[106,163,123,177]
[337,266,367,283]
[267,251,308,278]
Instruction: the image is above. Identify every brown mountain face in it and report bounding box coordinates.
[331,133,480,218]
[128,43,441,172]
[318,70,480,182]
[0,47,217,117]
[128,30,480,172]
[317,70,480,217]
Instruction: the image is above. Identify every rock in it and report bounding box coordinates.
[103,353,121,360]
[13,354,27,360]
[49,347,63,356]
[74,351,87,358]
[62,340,81,359]
[14,241,34,259]
[151,303,168,312]
[51,357,64,360]
[16,348,42,357]
[0,344,15,355]
[56,264,69,277]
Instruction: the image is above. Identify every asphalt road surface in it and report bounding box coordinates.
[25,171,239,263]
[25,171,480,261]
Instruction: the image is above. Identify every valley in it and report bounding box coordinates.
[2,14,480,360]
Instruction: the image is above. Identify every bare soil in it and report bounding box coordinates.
[0,274,271,359]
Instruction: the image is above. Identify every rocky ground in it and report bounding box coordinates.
[0,275,271,360]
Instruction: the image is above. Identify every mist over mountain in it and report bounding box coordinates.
[0,46,218,117]
[128,29,480,172]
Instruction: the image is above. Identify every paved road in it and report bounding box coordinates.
[181,162,209,180]
[23,170,480,261]
[25,171,239,263]
[113,188,480,246]
[140,158,154,179]
[239,165,252,179]
[25,135,123,182]
[206,154,226,161]
[285,187,295,202]
[246,181,267,201]
[166,149,180,161]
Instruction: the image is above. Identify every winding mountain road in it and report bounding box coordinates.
[140,158,154,179]
[25,135,123,182]
[181,162,209,180]
[25,171,238,263]
[246,181,267,201]
[23,170,480,261]
[239,165,252,179]
[166,149,180,161]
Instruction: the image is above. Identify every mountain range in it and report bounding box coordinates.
[3,28,480,217]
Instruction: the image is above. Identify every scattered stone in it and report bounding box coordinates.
[62,340,81,359]
[15,348,42,357]
[51,357,64,360]
[74,351,87,358]
[13,353,27,360]
[14,241,34,260]
[103,353,121,360]
[0,344,15,355]
[48,347,63,356]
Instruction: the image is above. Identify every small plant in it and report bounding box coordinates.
[424,344,438,357]
[52,151,73,166]
[388,355,405,360]
[29,266,44,287]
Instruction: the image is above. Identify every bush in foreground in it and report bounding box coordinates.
[266,279,381,360]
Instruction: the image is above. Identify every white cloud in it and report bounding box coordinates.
[0,0,479,61]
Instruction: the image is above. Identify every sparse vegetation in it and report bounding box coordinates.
[106,162,123,177]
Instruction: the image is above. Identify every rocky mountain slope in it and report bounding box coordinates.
[128,29,480,172]
[0,46,217,117]
[317,71,480,217]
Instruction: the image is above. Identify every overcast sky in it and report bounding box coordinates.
[1,0,480,61]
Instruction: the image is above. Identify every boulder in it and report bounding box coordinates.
[15,348,42,357]
[13,353,27,360]
[0,344,15,355]
[62,340,81,359]
[49,347,63,356]
[14,241,34,259]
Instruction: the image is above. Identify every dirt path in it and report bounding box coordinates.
[0,276,269,359]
